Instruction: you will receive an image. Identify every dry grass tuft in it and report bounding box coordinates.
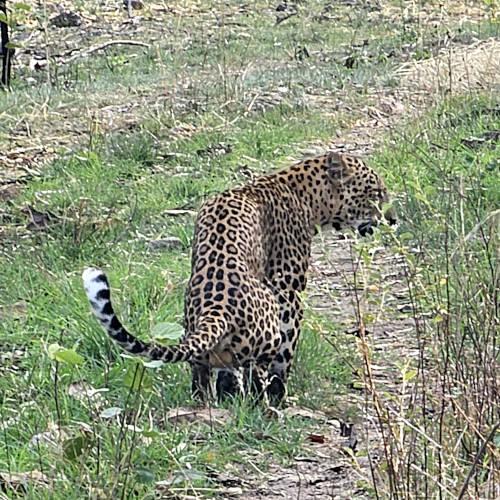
[398,38,500,95]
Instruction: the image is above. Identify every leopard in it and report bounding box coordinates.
[82,151,396,405]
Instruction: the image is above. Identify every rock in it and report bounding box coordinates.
[123,0,144,10]
[50,11,81,28]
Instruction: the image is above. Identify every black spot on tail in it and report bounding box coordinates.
[94,274,109,285]
[129,341,144,354]
[113,328,128,343]
[96,288,110,301]
[110,316,121,330]
[101,302,113,315]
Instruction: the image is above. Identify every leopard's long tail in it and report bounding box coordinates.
[82,268,224,363]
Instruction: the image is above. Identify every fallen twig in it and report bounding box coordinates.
[457,422,500,500]
[0,176,32,186]
[60,40,150,65]
[276,11,298,26]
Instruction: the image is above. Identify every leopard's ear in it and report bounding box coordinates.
[326,152,355,184]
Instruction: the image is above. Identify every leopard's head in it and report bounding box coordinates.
[324,153,397,236]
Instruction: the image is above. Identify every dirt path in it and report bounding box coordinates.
[238,235,415,499]
[238,39,499,499]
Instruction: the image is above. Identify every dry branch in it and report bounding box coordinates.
[60,39,150,65]
[275,11,298,25]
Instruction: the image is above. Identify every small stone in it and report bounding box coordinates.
[50,11,81,28]
[29,57,47,72]
[397,304,413,313]
[123,0,144,10]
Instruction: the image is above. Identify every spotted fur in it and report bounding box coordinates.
[82,152,395,404]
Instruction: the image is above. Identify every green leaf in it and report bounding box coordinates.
[142,429,161,439]
[54,349,84,366]
[162,469,206,486]
[403,369,417,383]
[135,468,155,484]
[100,407,122,419]
[151,322,184,345]
[63,435,91,461]
[142,359,164,369]
[48,343,60,358]
[119,353,137,361]
[13,2,32,11]
[48,343,84,366]
[398,232,414,242]
[123,364,151,392]
[6,42,22,49]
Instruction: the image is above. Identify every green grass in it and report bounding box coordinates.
[0,101,354,497]
[366,94,499,497]
[374,94,499,243]
[3,92,496,496]
[1,0,498,497]
[2,0,497,154]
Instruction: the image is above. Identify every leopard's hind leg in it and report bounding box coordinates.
[191,359,213,402]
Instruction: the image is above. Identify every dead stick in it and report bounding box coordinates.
[276,11,297,26]
[61,40,150,64]
[457,422,500,500]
